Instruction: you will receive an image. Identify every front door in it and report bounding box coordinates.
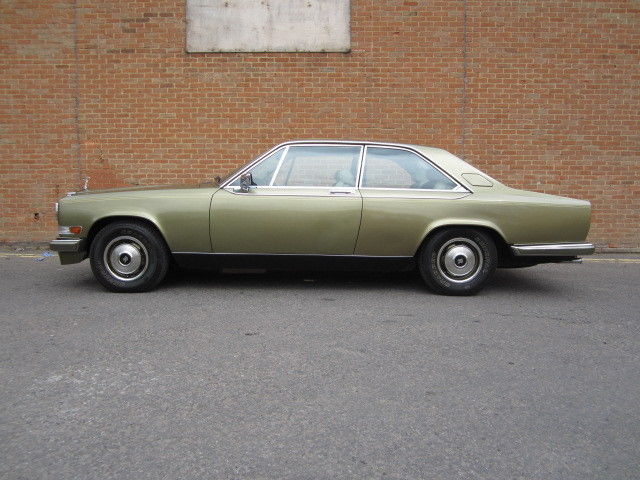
[211,144,363,255]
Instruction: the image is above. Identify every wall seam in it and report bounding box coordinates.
[72,0,83,188]
[461,0,469,159]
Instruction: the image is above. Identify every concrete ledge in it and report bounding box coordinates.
[594,247,640,254]
[0,242,51,253]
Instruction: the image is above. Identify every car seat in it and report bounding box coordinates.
[334,169,356,187]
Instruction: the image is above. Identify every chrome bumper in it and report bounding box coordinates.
[510,242,595,257]
[49,238,87,253]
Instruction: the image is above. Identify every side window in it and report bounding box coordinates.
[229,148,284,187]
[362,147,457,190]
[273,146,361,187]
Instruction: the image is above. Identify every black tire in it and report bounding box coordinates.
[89,221,170,292]
[418,228,497,295]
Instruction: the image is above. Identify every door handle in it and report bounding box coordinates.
[330,190,354,195]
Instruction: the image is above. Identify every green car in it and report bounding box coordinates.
[50,140,594,295]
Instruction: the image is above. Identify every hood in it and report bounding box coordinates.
[69,182,217,196]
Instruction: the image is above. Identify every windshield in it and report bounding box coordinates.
[216,149,275,185]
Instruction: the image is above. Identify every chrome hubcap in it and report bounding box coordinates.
[437,238,483,283]
[103,236,148,281]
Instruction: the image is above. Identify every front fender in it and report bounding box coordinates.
[57,188,214,253]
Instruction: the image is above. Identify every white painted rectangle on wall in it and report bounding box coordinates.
[186,0,350,52]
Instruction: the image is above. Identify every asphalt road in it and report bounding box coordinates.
[1,253,639,480]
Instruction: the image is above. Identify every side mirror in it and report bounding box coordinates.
[239,172,254,193]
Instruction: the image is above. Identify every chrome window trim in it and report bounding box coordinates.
[227,185,354,190]
[359,186,468,193]
[223,143,364,190]
[221,140,470,193]
[268,145,290,186]
[354,145,366,189]
[225,146,287,188]
[223,193,356,198]
[220,144,287,189]
[222,185,359,198]
[358,144,467,192]
[225,185,464,193]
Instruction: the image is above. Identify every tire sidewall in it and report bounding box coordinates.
[90,222,168,292]
[420,228,497,295]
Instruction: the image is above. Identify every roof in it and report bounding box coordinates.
[275,140,490,182]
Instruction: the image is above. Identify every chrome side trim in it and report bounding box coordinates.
[49,238,87,253]
[510,243,595,257]
[174,252,412,259]
[171,252,416,271]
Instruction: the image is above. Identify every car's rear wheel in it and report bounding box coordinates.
[419,228,497,295]
[90,221,169,292]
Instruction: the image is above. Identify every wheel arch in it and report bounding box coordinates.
[86,215,171,253]
[415,222,510,260]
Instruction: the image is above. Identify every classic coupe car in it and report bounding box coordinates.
[50,140,595,294]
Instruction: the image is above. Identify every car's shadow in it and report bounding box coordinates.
[162,267,426,293]
[154,266,565,296]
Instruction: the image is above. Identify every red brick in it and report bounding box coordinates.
[0,0,638,247]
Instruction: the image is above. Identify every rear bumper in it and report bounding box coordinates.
[510,242,595,257]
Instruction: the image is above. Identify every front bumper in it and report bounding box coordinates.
[510,242,595,257]
[49,238,88,264]
[50,238,87,253]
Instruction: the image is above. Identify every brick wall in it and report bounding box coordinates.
[1,0,638,247]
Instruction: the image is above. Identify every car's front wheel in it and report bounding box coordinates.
[419,228,497,295]
[89,221,170,292]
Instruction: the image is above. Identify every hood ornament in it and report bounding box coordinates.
[82,176,90,191]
